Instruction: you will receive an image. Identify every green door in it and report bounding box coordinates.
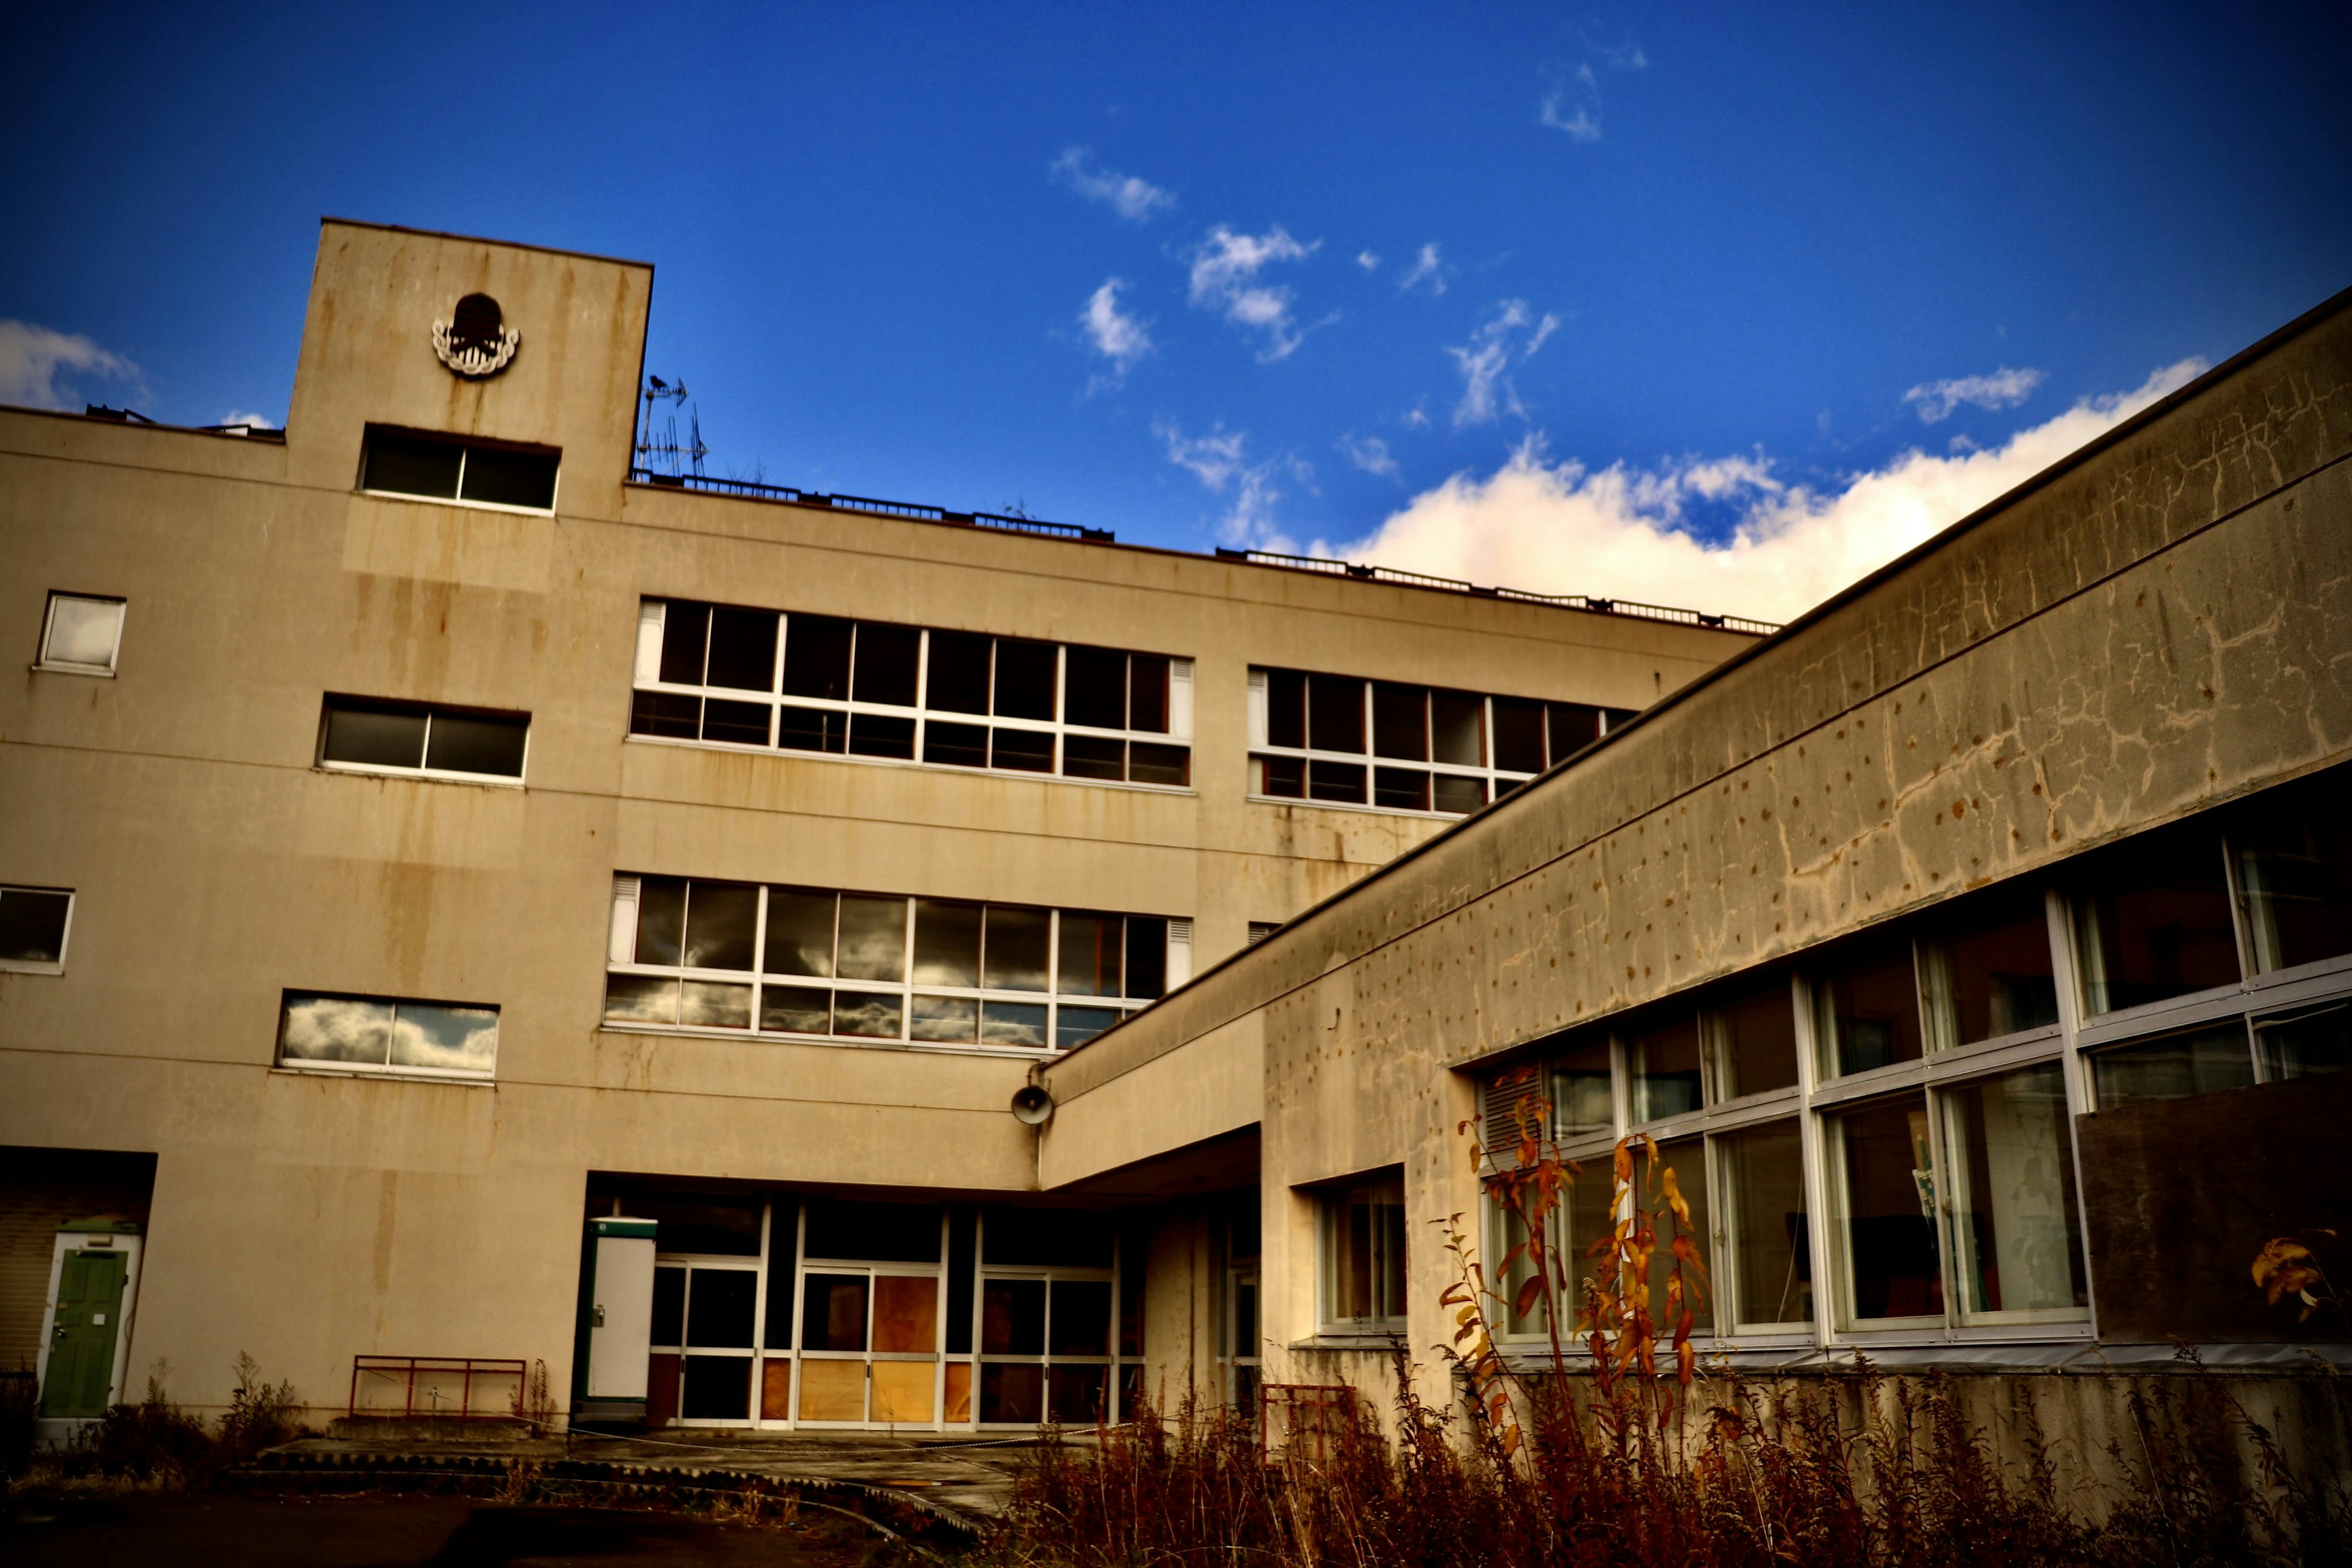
[42,1249,128,1419]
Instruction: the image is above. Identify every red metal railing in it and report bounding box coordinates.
[348,1355,527,1422]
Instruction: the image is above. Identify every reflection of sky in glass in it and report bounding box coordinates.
[982,1002,1047,1047]
[832,992,902,1038]
[911,994,978,1042]
[1055,1006,1119,1050]
[605,974,678,1025]
[45,598,122,666]
[388,1004,499,1072]
[282,995,393,1063]
[680,981,751,1028]
[836,897,908,982]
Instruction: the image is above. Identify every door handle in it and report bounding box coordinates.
[594,1305,607,1327]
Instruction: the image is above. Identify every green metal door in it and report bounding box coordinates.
[42,1248,127,1419]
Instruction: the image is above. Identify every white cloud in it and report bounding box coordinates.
[0,320,141,410]
[1329,360,2205,625]
[1448,299,1561,427]
[1188,225,1321,361]
[1902,365,2047,423]
[1156,420,1311,550]
[1540,37,1645,142]
[1356,250,1381,271]
[1402,402,1431,431]
[1338,433,1398,478]
[1079,279,1152,388]
[1539,92,1602,141]
[1397,242,1449,296]
[216,408,276,432]
[1050,147,1176,221]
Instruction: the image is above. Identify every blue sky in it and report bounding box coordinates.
[4,3,2347,619]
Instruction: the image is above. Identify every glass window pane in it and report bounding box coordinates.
[630,691,700,739]
[926,631,993,714]
[993,639,1057,720]
[1834,1096,1943,1325]
[851,623,921,706]
[658,603,710,686]
[2071,821,2239,1015]
[982,1278,1046,1354]
[982,1001,1047,1047]
[1063,647,1126,729]
[1308,676,1365,753]
[848,713,916,759]
[42,595,123,668]
[831,991,903,1039]
[1374,767,1430,811]
[1324,1176,1406,1324]
[1124,917,1167,999]
[704,608,778,692]
[603,974,679,1027]
[1491,1199,1551,1337]
[925,719,989,768]
[699,698,769,745]
[1128,742,1189,787]
[1056,1006,1121,1050]
[280,993,394,1065]
[635,876,685,965]
[1057,912,1121,997]
[456,445,558,508]
[1265,669,1306,750]
[687,1268,758,1348]
[388,1003,498,1072]
[1546,703,1600,763]
[763,889,836,977]
[1942,1063,2086,1324]
[1431,692,1483,766]
[806,1199,943,1263]
[1060,734,1123,780]
[1308,761,1366,804]
[1049,1280,1112,1355]
[1719,1121,1812,1331]
[1551,1040,1615,1139]
[1371,684,1428,760]
[759,984,830,1035]
[1629,1016,1702,1123]
[835,897,908,982]
[323,700,428,768]
[680,980,753,1029]
[981,1362,1044,1424]
[1493,698,1545,774]
[1129,655,1170,733]
[874,1275,939,1354]
[776,706,848,753]
[2091,1021,2255,1109]
[2236,780,2352,974]
[782,614,853,700]
[422,712,528,777]
[0,889,71,963]
[679,1356,751,1420]
[913,899,982,987]
[1048,1364,1109,1424]
[984,907,1051,992]
[990,727,1054,772]
[1648,1138,1711,1337]
[683,881,760,971]
[1257,755,1304,797]
[1703,981,1800,1099]
[361,431,462,498]
[2255,1001,2350,1081]
[911,993,979,1043]
[652,1267,685,1346]
[1814,938,1924,1077]
[1920,889,2059,1049]
[801,1273,870,1352]
[1433,774,1487,815]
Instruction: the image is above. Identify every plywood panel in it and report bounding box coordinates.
[943,1362,972,1423]
[873,1275,938,1353]
[871,1360,935,1423]
[797,1358,865,1422]
[760,1358,791,1421]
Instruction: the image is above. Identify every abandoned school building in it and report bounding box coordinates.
[2,222,2347,1456]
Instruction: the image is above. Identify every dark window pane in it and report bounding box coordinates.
[985,1208,1116,1267]
[830,991,903,1039]
[1547,703,1600,762]
[1646,1138,1713,1336]
[985,907,1050,992]
[1057,1006,1121,1050]
[1433,775,1487,815]
[361,431,462,499]
[1048,1364,1109,1424]
[705,608,779,692]
[760,984,831,1035]
[925,720,989,768]
[982,1001,1048,1047]
[1815,938,1924,1076]
[2092,1022,2255,1109]
[1432,691,1483,767]
[0,890,71,964]
[1721,1121,1812,1329]
[1129,655,1170,733]
[658,603,710,686]
[1374,767,1430,810]
[630,691,701,739]
[1061,734,1124,780]
[1125,917,1168,999]
[458,445,559,509]
[423,711,527,777]
[947,1210,977,1353]
[635,876,685,965]
[1128,743,1189,787]
[913,900,982,988]
[927,631,993,715]
[1836,1096,1943,1322]
[801,1274,869,1352]
[849,714,915,759]
[1308,761,1367,804]
[686,1268,757,1348]
[1057,913,1121,997]
[1921,889,2058,1048]
[1258,755,1305,798]
[1630,1014,1702,1121]
[835,896,907,982]
[2255,1001,2350,1081]
[1265,669,1306,750]
[1371,684,1428,761]
[775,706,848,753]
[911,993,979,1043]
[1705,981,1800,1099]
[1493,699,1546,774]
[683,881,759,971]
[1602,707,1640,731]
[2235,777,2352,974]
[1551,1039,1615,1138]
[764,889,836,977]
[1049,1280,1112,1355]
[680,981,751,1028]
[603,973,678,1027]
[782,614,853,700]
[851,624,921,707]
[323,699,428,768]
[993,639,1057,720]
[990,728,1054,772]
[2072,821,2238,1014]
[652,1267,685,1346]
[805,1199,942,1263]
[1065,647,1127,729]
[678,1356,750,1420]
[980,1363,1042,1423]
[700,698,771,746]
[981,1278,1046,1354]
[1308,675,1365,754]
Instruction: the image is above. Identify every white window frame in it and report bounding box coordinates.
[271,990,500,1084]
[0,884,75,975]
[36,592,126,677]
[1313,1171,1409,1336]
[626,599,1196,795]
[314,695,532,787]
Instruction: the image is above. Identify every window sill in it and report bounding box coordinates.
[269,1065,494,1087]
[30,662,115,679]
[594,1022,1063,1060]
[315,762,527,790]
[0,960,66,976]
[1248,792,1483,824]
[1291,1331,1406,1351]
[625,733,1197,797]
[356,486,556,518]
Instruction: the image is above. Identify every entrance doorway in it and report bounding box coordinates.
[38,1222,143,1422]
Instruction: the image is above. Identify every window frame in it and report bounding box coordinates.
[1313,1170,1409,1336]
[35,592,126,677]
[0,884,76,975]
[356,423,562,516]
[314,694,532,786]
[271,989,501,1084]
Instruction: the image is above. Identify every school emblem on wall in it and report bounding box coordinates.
[432,293,521,378]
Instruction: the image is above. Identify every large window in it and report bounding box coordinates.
[37,592,125,675]
[1317,1173,1408,1332]
[627,599,1193,789]
[0,885,74,974]
[361,425,560,511]
[317,695,529,782]
[275,990,499,1080]
[602,875,1190,1052]
[1246,666,1635,815]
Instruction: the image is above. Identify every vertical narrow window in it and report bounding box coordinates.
[1550,1040,1615,1139]
[1307,675,1365,754]
[1371,684,1428,760]
[1918,888,2059,1049]
[1813,938,1925,1077]
[1063,647,1127,729]
[1627,1015,1702,1122]
[1717,1120,1812,1332]
[1265,670,1307,750]
[37,593,126,674]
[1320,1174,1407,1329]
[1702,981,1799,1099]
[1939,1063,2087,1325]
[1831,1095,1943,1326]
[1491,698,1546,775]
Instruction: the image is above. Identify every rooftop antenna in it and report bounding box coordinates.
[634,374,707,479]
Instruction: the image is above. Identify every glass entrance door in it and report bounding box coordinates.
[795,1268,942,1425]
